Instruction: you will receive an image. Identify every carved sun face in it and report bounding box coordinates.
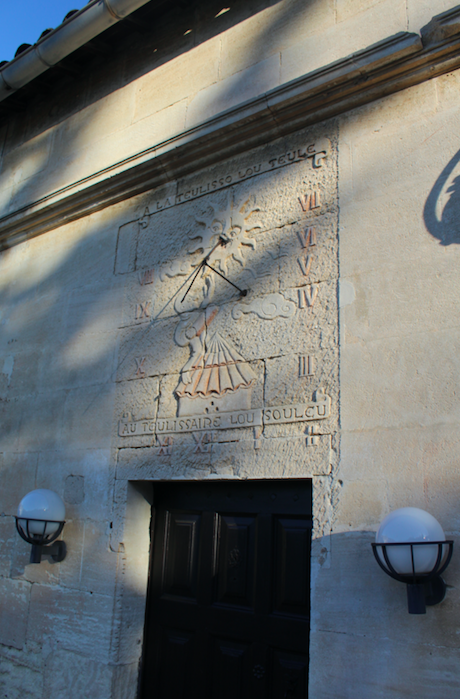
[190,199,261,275]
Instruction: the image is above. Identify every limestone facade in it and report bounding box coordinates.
[1,1,460,697]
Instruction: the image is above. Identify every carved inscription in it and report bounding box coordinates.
[135,301,151,320]
[299,356,314,377]
[298,285,319,309]
[297,228,316,277]
[298,191,321,212]
[297,227,317,248]
[129,140,330,216]
[118,392,331,437]
[193,432,212,453]
[254,426,263,449]
[157,436,173,455]
[139,208,150,229]
[298,255,313,277]
[139,268,154,285]
[134,357,146,378]
[306,424,319,447]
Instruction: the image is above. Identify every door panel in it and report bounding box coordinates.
[158,628,194,698]
[212,637,251,699]
[271,649,309,699]
[163,512,201,601]
[215,515,256,608]
[141,480,312,699]
[273,517,311,616]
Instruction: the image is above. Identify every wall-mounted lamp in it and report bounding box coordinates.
[15,489,66,564]
[372,507,453,615]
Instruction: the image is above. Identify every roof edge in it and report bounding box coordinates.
[0,0,153,99]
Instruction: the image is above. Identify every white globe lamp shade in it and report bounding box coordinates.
[17,489,66,536]
[376,507,445,575]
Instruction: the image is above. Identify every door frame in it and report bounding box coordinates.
[107,477,331,699]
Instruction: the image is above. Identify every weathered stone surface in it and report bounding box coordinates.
[133,37,220,122]
[37,335,118,395]
[116,100,189,164]
[281,0,406,84]
[311,530,460,668]
[219,0,335,80]
[0,517,15,577]
[64,282,123,338]
[338,423,460,533]
[28,214,118,298]
[0,128,52,196]
[120,271,158,329]
[114,220,138,276]
[27,584,113,663]
[111,663,140,699]
[11,533,60,586]
[64,474,85,504]
[411,0,458,35]
[0,655,43,699]
[59,384,114,450]
[110,483,151,666]
[117,432,334,481]
[36,449,112,523]
[116,318,184,381]
[341,328,460,432]
[14,391,65,452]
[0,451,38,514]
[310,620,460,698]
[114,377,159,448]
[0,578,30,650]
[186,54,281,129]
[44,650,112,699]
[59,520,118,598]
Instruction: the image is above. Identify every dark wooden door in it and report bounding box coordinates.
[141,480,312,699]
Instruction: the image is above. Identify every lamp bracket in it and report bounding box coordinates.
[30,540,67,564]
[372,541,453,614]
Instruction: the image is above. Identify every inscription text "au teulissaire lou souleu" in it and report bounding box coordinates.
[119,397,331,437]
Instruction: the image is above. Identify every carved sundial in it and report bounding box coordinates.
[167,196,261,313]
[169,196,262,418]
[118,140,334,447]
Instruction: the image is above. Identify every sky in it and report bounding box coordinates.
[0,1,88,63]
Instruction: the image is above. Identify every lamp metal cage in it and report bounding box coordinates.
[372,540,454,614]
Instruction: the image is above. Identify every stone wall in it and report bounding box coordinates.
[0,0,455,218]
[1,1,460,698]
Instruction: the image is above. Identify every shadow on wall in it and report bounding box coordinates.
[309,529,460,699]
[0,0,323,223]
[424,148,460,246]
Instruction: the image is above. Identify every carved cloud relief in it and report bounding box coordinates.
[232,293,296,320]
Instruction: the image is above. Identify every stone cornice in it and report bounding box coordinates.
[2,11,460,248]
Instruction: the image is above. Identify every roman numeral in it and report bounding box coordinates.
[135,301,151,319]
[298,285,319,308]
[193,432,212,453]
[297,254,313,276]
[139,268,154,285]
[157,436,173,455]
[134,357,146,378]
[305,425,319,447]
[297,227,317,248]
[298,191,321,212]
[299,356,314,377]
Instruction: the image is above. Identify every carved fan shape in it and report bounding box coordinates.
[176,332,256,398]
